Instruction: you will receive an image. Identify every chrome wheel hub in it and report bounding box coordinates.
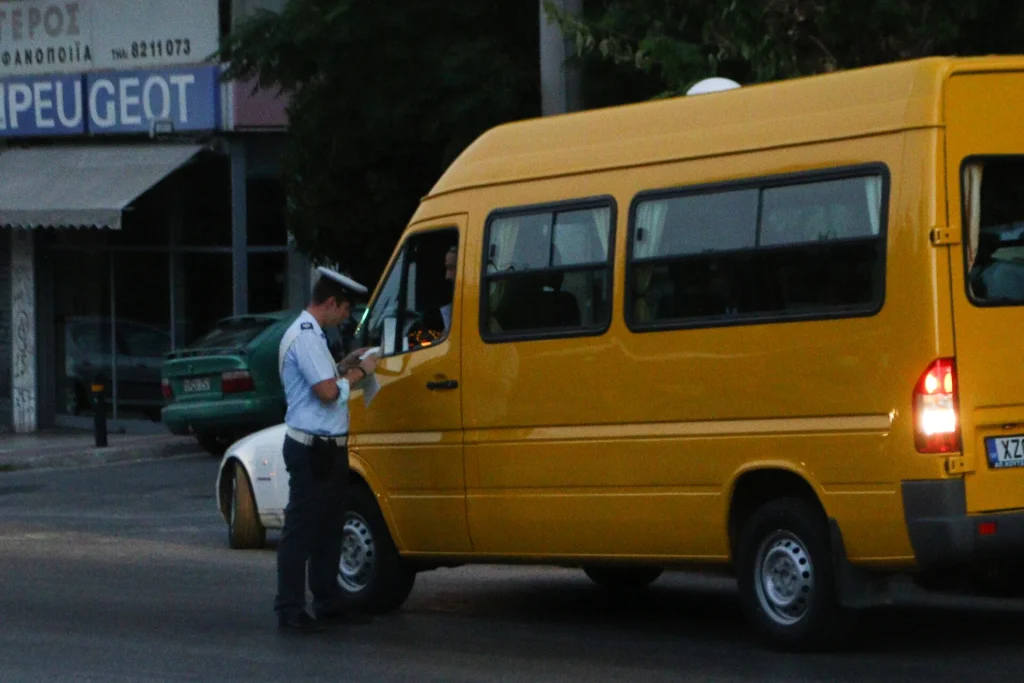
[339,515,375,593]
[755,531,813,625]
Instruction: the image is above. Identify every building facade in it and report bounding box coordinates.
[0,0,303,433]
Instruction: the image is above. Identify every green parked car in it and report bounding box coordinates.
[161,307,364,455]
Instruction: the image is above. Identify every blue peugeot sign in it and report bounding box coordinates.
[0,64,220,138]
[85,65,220,134]
[0,73,86,137]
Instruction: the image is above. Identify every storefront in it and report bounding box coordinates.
[1,0,301,433]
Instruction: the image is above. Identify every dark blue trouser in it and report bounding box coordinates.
[274,435,349,617]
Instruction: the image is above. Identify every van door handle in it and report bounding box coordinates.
[426,379,459,391]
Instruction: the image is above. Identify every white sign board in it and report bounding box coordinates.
[0,0,219,77]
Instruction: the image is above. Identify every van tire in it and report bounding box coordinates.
[228,463,266,550]
[736,497,856,651]
[583,566,663,591]
[337,483,416,614]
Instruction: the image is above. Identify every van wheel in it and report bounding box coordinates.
[229,463,265,550]
[583,566,663,591]
[337,483,416,614]
[736,497,856,651]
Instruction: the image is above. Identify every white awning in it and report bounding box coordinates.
[0,144,205,230]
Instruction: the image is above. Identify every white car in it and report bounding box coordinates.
[215,424,414,610]
[215,424,288,548]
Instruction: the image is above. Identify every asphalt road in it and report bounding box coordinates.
[1,456,1024,683]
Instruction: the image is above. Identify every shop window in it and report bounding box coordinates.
[192,317,277,350]
[181,155,233,247]
[112,253,170,420]
[482,202,613,340]
[247,177,288,246]
[628,170,887,329]
[110,176,174,247]
[178,253,234,346]
[50,251,112,418]
[249,252,289,313]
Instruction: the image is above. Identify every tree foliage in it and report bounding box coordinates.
[221,0,538,283]
[546,0,1024,99]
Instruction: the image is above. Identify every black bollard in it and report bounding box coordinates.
[91,382,108,448]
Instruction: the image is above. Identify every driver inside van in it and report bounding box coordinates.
[407,246,458,349]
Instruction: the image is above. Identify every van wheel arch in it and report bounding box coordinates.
[348,465,404,551]
[728,468,825,561]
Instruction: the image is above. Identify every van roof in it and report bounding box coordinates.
[425,56,1024,200]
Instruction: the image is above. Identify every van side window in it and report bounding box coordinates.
[629,170,887,329]
[358,228,459,355]
[964,158,1024,306]
[483,201,614,340]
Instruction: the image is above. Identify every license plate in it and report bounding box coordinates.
[986,435,1024,469]
[183,377,211,393]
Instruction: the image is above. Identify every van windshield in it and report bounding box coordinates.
[965,158,1024,305]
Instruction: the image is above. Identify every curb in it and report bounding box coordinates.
[0,438,208,473]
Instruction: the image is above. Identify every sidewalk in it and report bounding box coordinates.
[0,428,206,473]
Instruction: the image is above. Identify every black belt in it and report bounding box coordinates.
[286,427,348,447]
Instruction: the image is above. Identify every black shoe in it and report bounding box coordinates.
[278,611,327,633]
[314,607,374,625]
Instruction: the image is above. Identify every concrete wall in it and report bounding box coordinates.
[10,230,35,432]
[0,232,10,429]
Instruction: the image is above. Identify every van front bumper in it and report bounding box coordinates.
[903,479,1024,569]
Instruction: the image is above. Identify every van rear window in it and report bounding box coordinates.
[628,168,887,329]
[964,158,1024,306]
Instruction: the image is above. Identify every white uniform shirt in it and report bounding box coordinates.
[279,311,350,436]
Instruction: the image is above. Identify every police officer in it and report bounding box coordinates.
[275,266,378,633]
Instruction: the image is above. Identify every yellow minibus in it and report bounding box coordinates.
[339,56,1024,650]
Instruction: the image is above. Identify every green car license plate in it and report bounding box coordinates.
[183,377,211,393]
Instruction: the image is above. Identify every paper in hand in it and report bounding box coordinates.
[361,373,380,407]
[338,346,378,373]
[345,347,381,407]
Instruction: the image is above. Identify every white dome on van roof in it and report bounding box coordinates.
[686,77,742,95]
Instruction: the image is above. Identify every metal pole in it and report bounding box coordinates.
[231,139,249,315]
[539,0,583,116]
[109,255,118,420]
[169,191,180,351]
[169,251,177,350]
[92,381,107,448]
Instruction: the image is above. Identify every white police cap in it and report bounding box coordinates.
[316,266,368,295]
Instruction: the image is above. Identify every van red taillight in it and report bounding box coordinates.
[161,379,173,400]
[222,371,255,394]
[913,358,960,453]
